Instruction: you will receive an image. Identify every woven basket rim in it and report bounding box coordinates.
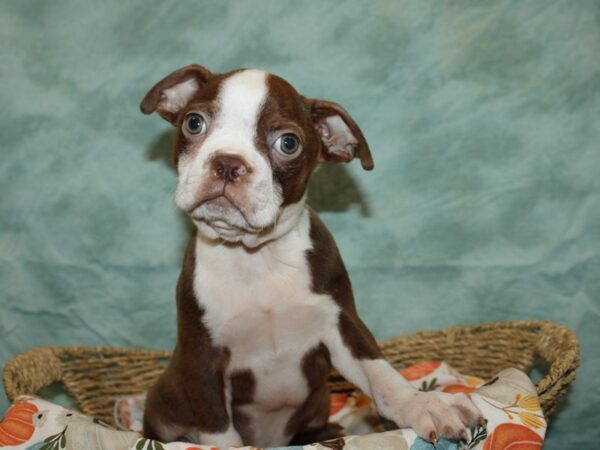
[3,320,580,423]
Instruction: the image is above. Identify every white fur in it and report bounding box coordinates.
[199,427,243,449]
[323,335,482,440]
[194,207,340,446]
[175,70,283,243]
[359,359,414,416]
[161,78,199,113]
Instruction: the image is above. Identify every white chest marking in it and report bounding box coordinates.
[193,208,339,444]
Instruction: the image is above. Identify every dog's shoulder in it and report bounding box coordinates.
[305,208,352,300]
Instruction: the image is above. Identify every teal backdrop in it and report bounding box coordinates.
[0,1,598,448]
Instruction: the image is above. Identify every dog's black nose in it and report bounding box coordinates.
[212,154,249,182]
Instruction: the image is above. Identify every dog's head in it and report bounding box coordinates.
[141,65,373,245]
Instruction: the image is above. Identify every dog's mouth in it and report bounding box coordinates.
[187,194,263,234]
[188,195,233,214]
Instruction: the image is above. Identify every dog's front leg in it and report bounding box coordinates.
[163,236,244,447]
[324,312,484,444]
[168,342,243,447]
[144,348,243,447]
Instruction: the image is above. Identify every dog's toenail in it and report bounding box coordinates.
[430,431,438,447]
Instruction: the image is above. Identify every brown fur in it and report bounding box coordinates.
[230,370,256,443]
[306,209,383,360]
[141,65,377,446]
[144,231,232,441]
[285,343,332,440]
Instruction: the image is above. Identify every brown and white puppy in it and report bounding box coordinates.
[140,65,483,448]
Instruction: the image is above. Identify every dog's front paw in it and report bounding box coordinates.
[199,426,243,448]
[391,391,484,444]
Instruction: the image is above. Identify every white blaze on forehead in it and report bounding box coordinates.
[182,69,269,170]
[216,69,268,138]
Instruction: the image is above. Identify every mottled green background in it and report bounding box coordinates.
[1,1,598,448]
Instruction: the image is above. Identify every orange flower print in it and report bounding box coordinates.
[518,411,545,429]
[481,393,545,428]
[400,361,441,381]
[329,394,349,415]
[483,423,543,449]
[464,375,484,389]
[442,384,474,394]
[0,401,39,446]
[517,394,541,411]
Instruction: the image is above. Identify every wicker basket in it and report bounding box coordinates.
[3,320,579,427]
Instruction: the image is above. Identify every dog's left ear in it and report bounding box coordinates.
[140,64,212,124]
[306,99,374,170]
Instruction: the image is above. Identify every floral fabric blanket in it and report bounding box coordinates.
[0,362,546,450]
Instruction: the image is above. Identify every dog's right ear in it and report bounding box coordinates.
[140,64,212,124]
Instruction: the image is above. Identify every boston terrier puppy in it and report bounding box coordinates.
[140,65,483,448]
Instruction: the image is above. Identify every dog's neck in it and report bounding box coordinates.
[194,195,308,251]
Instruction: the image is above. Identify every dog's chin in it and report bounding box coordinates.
[188,197,276,243]
[195,221,246,242]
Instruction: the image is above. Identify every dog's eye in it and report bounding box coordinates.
[275,134,301,156]
[185,113,207,135]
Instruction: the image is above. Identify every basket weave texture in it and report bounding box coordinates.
[3,320,579,427]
